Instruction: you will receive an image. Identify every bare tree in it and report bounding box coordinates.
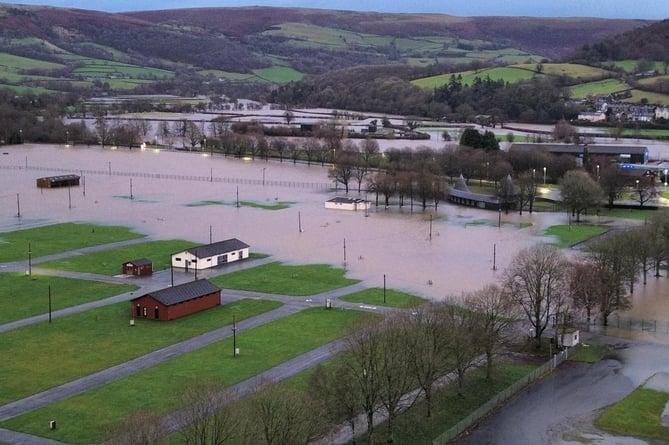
[559,169,603,222]
[105,411,167,445]
[465,284,520,379]
[443,302,482,391]
[178,382,236,445]
[503,244,569,348]
[516,171,538,215]
[405,304,451,417]
[329,144,357,193]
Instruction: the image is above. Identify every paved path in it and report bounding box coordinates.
[0,243,380,444]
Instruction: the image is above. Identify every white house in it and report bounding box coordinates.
[325,197,371,211]
[171,238,250,270]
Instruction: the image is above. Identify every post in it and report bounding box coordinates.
[170,264,174,287]
[236,186,240,207]
[210,167,213,182]
[262,167,266,186]
[209,225,212,244]
[498,202,502,228]
[48,285,52,324]
[232,315,237,358]
[298,211,302,233]
[383,274,386,304]
[28,242,31,276]
[130,179,133,200]
[16,193,20,218]
[343,238,347,265]
[493,243,497,271]
[543,166,546,185]
[429,214,432,241]
[108,161,111,176]
[68,184,71,209]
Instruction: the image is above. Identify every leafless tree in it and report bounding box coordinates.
[464,284,520,379]
[559,169,603,222]
[503,244,569,348]
[105,410,167,445]
[178,382,236,445]
[443,302,482,391]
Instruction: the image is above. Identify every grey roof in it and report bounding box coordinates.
[510,143,648,155]
[327,197,366,204]
[449,187,500,204]
[125,258,151,266]
[141,279,221,306]
[185,238,249,259]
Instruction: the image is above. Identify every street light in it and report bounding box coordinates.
[664,169,668,187]
[543,166,547,185]
[596,164,600,182]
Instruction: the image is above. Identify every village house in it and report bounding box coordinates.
[130,279,221,321]
[171,238,250,271]
[325,197,371,211]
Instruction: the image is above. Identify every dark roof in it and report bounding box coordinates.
[449,188,501,204]
[510,143,648,156]
[185,238,249,259]
[327,197,366,204]
[141,279,220,306]
[125,258,151,266]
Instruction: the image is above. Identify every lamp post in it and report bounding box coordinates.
[543,167,547,185]
[596,164,600,182]
[532,168,536,180]
[262,167,266,186]
[664,169,667,187]
[232,315,237,357]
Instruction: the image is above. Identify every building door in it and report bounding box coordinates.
[136,304,141,317]
[154,306,159,319]
[217,254,228,265]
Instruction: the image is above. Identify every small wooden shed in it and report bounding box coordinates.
[130,279,221,321]
[122,258,153,276]
[36,174,80,188]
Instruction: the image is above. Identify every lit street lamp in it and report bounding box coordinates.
[664,169,668,187]
[543,166,547,185]
[596,164,600,181]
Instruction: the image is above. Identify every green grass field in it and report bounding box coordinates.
[596,387,669,440]
[212,262,360,295]
[0,298,281,406]
[340,287,426,308]
[0,273,136,324]
[413,66,539,89]
[1,307,378,444]
[569,78,630,98]
[628,89,669,106]
[0,223,145,262]
[38,239,197,275]
[252,66,304,83]
[0,51,65,71]
[543,224,608,248]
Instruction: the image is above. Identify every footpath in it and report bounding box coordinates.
[0,243,377,445]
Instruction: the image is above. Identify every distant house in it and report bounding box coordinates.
[36,174,80,188]
[130,279,221,321]
[122,258,153,276]
[171,238,250,270]
[325,197,370,211]
[509,143,649,165]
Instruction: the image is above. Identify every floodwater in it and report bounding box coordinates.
[0,144,667,318]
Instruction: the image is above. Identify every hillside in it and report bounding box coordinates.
[0,4,650,97]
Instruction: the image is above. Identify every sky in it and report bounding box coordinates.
[3,0,669,19]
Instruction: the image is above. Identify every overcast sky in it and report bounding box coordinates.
[4,0,669,19]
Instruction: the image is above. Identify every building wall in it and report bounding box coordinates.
[131,291,220,321]
[172,248,249,270]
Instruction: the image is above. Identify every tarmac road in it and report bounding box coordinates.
[456,331,669,445]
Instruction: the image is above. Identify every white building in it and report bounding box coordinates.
[171,238,250,270]
[325,197,371,211]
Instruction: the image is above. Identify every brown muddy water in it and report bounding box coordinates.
[0,144,667,319]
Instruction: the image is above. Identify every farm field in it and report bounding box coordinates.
[628,89,669,106]
[413,66,540,89]
[0,306,378,444]
[569,78,630,98]
[0,273,136,324]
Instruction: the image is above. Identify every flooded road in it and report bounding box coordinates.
[0,143,668,313]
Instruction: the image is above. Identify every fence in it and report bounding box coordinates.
[432,346,576,445]
[0,164,332,190]
[604,315,669,336]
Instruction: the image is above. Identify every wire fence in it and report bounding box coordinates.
[432,346,576,445]
[0,164,333,190]
[599,315,669,336]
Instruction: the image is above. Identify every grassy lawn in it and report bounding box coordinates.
[356,361,537,444]
[186,200,294,210]
[1,307,378,444]
[211,262,360,295]
[598,208,658,221]
[543,224,608,248]
[0,273,136,325]
[0,299,281,405]
[568,342,611,363]
[0,223,145,262]
[37,239,197,275]
[596,387,669,440]
[340,287,426,308]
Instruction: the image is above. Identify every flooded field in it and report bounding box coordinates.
[0,143,667,317]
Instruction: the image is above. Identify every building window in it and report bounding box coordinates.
[142,306,147,317]
[175,257,181,262]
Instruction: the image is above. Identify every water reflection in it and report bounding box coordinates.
[0,145,666,319]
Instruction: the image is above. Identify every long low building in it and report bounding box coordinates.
[509,142,649,165]
[171,238,250,270]
[36,174,80,188]
[130,279,221,321]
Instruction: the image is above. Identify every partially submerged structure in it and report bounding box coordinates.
[171,238,250,270]
[36,174,80,188]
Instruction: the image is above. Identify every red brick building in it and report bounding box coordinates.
[130,279,221,321]
[122,258,153,276]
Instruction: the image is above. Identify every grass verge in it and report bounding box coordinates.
[211,262,360,295]
[543,224,608,247]
[596,387,669,440]
[1,307,378,443]
[0,223,145,262]
[0,273,137,325]
[340,287,426,308]
[0,298,280,405]
[38,239,197,275]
